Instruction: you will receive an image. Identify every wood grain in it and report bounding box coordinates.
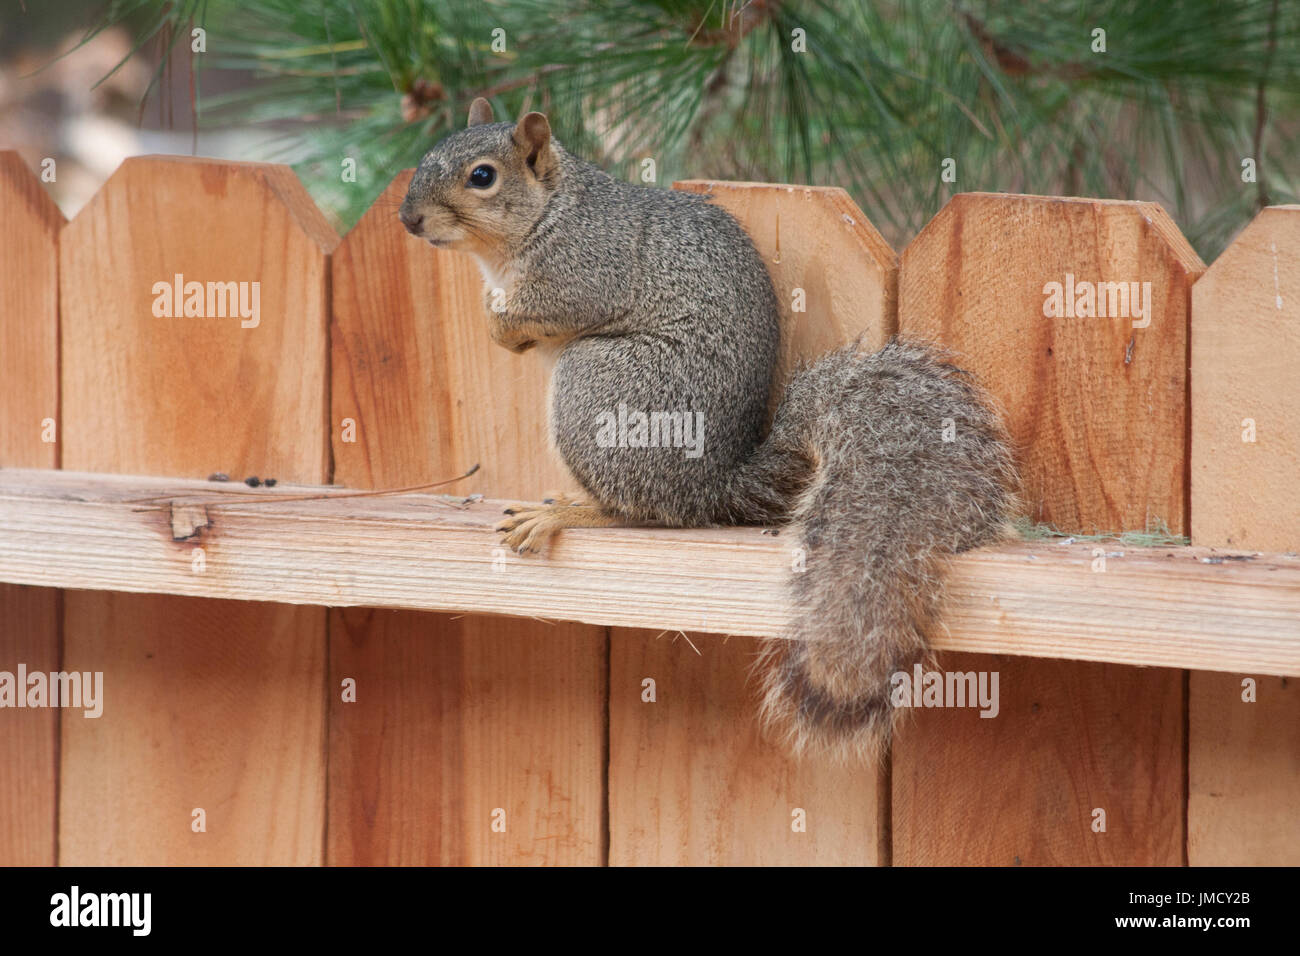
[0,152,61,865]
[1189,205,1300,865]
[0,152,62,471]
[330,609,605,865]
[61,593,326,865]
[893,653,1185,865]
[609,630,886,865]
[58,156,335,864]
[1190,206,1299,549]
[1188,673,1300,865]
[2,468,1298,676]
[902,193,1202,532]
[895,193,1204,865]
[328,170,604,865]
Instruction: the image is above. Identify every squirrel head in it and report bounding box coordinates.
[399,98,560,259]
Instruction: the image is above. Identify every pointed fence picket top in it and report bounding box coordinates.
[894,192,1205,865]
[61,155,337,477]
[0,151,62,865]
[328,169,605,865]
[1189,204,1300,866]
[903,192,1203,533]
[1190,205,1300,551]
[0,152,62,472]
[58,156,337,864]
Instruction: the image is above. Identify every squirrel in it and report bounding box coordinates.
[399,98,1019,763]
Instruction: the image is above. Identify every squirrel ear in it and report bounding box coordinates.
[512,112,553,173]
[467,97,494,127]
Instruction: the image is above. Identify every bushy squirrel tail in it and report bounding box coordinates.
[726,339,1019,763]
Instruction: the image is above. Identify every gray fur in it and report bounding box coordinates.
[743,341,1018,762]
[402,110,1018,762]
[403,118,777,524]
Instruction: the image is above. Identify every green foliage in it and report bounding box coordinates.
[80,0,1300,253]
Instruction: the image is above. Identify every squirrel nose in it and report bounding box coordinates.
[400,209,424,233]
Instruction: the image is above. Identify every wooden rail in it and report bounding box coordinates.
[2,467,1297,676]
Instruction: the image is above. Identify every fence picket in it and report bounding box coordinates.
[895,193,1202,864]
[58,157,335,864]
[1189,205,1300,866]
[606,182,897,866]
[0,151,62,865]
[328,170,605,865]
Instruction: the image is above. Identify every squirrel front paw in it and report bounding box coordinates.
[489,323,541,354]
[494,496,616,554]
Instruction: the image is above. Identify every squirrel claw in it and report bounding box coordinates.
[495,505,561,554]
[494,498,617,555]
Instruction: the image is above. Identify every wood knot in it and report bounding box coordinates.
[169,503,210,542]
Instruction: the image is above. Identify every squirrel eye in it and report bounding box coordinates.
[468,164,496,189]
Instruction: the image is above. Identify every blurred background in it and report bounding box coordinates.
[2,0,1297,258]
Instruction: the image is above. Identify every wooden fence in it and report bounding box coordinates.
[0,151,1296,866]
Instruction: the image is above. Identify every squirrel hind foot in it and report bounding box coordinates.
[500,491,581,515]
[494,500,617,554]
